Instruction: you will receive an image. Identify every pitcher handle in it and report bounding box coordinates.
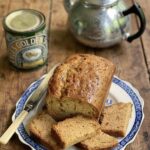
[64,0,79,13]
[122,3,146,42]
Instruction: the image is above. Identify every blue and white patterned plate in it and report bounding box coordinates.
[12,75,144,150]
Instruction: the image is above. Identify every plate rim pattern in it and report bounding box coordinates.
[12,76,144,150]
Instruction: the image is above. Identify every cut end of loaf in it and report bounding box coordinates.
[46,96,99,121]
[47,54,116,121]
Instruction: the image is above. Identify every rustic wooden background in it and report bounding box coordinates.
[0,0,149,149]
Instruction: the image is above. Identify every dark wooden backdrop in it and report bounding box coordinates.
[0,0,150,149]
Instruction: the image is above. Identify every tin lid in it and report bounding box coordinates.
[84,0,118,7]
[3,9,45,34]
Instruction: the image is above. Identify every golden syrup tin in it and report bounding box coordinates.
[3,9,48,69]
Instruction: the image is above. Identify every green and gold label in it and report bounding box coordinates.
[6,30,48,69]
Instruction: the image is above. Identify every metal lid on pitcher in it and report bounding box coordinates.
[84,0,118,7]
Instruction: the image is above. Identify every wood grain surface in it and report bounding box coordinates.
[0,0,150,150]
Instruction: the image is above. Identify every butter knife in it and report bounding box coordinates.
[0,65,58,145]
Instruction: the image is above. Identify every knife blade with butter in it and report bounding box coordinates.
[0,65,58,145]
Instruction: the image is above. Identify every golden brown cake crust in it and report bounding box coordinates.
[48,54,115,118]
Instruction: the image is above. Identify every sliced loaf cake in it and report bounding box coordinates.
[79,128,118,150]
[51,115,100,149]
[28,112,61,150]
[101,103,132,137]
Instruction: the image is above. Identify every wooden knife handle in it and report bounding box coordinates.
[0,110,28,145]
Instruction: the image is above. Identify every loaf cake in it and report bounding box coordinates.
[46,54,115,120]
[101,103,132,137]
[51,115,100,149]
[28,112,61,150]
[79,129,118,150]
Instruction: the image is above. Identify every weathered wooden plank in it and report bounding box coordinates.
[0,0,51,150]
[129,1,150,149]
[0,0,149,150]
[0,1,20,150]
[134,0,150,75]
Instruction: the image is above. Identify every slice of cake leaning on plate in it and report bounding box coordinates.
[100,102,132,137]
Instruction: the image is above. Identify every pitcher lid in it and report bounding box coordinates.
[84,0,118,7]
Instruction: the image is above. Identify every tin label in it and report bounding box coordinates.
[6,31,48,69]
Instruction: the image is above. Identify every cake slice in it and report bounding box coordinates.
[28,112,61,150]
[79,129,118,150]
[101,103,132,137]
[51,115,100,149]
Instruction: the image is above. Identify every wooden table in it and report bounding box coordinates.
[0,0,149,149]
